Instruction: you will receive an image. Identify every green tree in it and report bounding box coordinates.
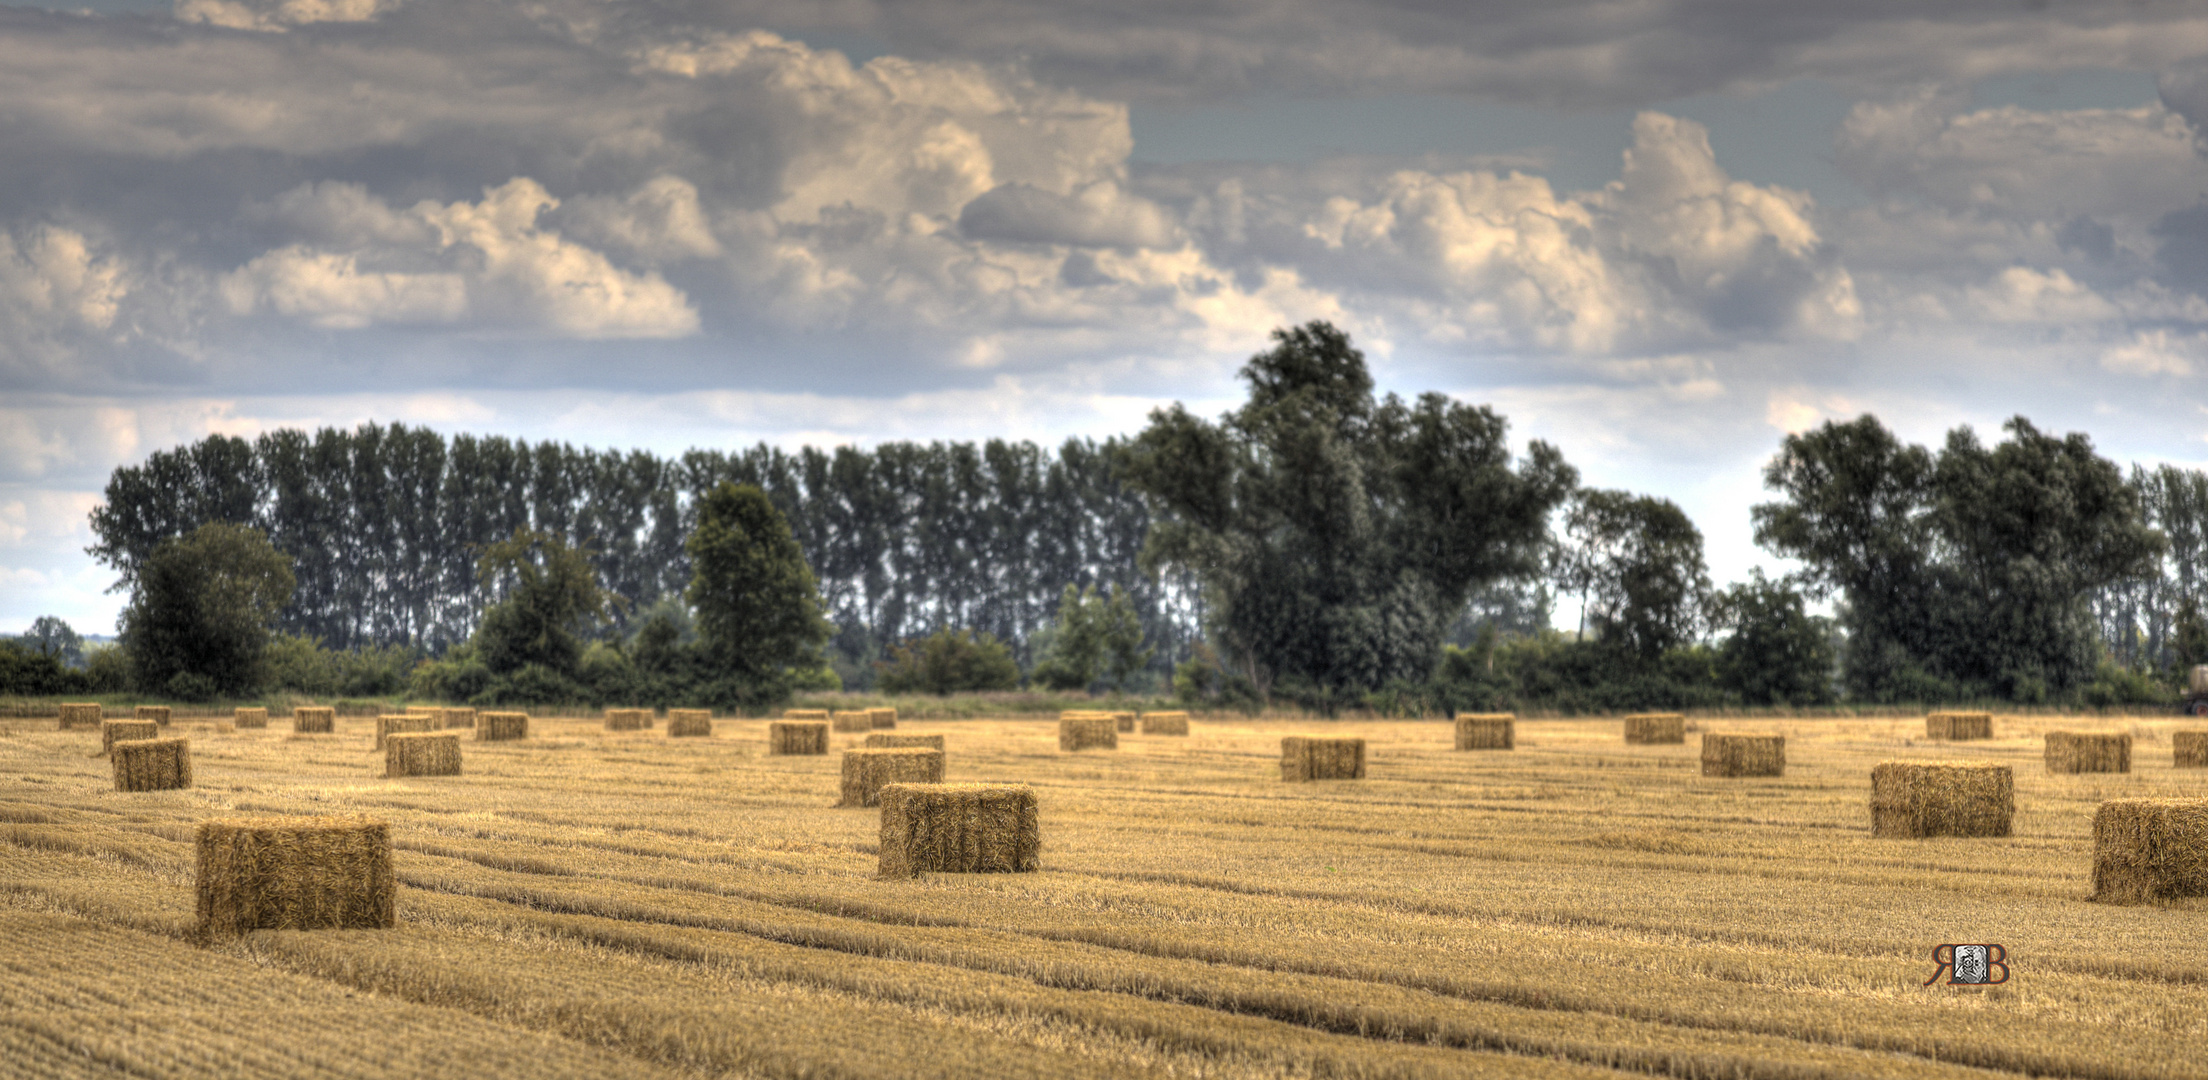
[1554,490,1710,660]
[471,529,620,676]
[1031,583,1154,692]
[686,483,832,692]
[1121,321,1574,711]
[120,522,296,698]
[19,616,84,668]
[876,628,1022,694]
[1710,571,1835,706]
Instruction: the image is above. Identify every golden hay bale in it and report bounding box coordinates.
[112,737,191,792]
[831,710,873,732]
[1623,713,1685,744]
[135,705,171,727]
[214,721,236,735]
[1925,711,1993,740]
[292,706,335,734]
[666,709,712,738]
[2174,731,2208,769]
[2091,799,2208,904]
[2046,731,2131,774]
[57,703,103,730]
[1140,712,1190,736]
[1454,713,1515,751]
[867,733,946,751]
[1059,716,1117,751]
[1280,736,1365,781]
[442,708,476,729]
[769,720,829,755]
[477,711,528,741]
[784,709,830,720]
[373,713,438,750]
[101,719,159,757]
[838,748,946,807]
[404,705,437,716]
[1871,761,2013,838]
[1701,733,1785,777]
[195,815,394,937]
[877,783,1039,878]
[232,707,268,729]
[384,731,461,778]
[604,708,649,732]
[869,707,897,729]
[1112,711,1137,732]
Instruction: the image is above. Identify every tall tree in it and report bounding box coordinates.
[470,529,620,677]
[686,483,833,693]
[120,522,295,698]
[1554,489,1710,659]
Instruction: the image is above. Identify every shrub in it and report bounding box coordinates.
[876,629,1021,695]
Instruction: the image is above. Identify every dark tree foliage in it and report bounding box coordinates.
[1120,321,1575,709]
[687,483,833,688]
[1555,490,1710,660]
[18,616,84,668]
[875,628,1022,695]
[119,523,296,699]
[470,529,621,677]
[1710,571,1835,706]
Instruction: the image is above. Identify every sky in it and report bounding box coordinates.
[5,0,2208,636]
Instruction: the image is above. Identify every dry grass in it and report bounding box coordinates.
[2045,731,2131,774]
[2091,799,2208,904]
[1869,761,2013,838]
[111,736,191,791]
[386,732,463,778]
[195,815,395,936]
[292,706,335,734]
[1925,711,1992,740]
[1700,733,1785,778]
[1454,714,1514,751]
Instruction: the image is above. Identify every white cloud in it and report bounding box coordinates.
[0,225,126,354]
[2101,329,2200,377]
[221,247,466,329]
[1966,266,2122,324]
[175,0,398,32]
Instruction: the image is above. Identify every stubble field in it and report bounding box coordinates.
[2,710,2206,1079]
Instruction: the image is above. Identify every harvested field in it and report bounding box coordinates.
[7,711,2208,1080]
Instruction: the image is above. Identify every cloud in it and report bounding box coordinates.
[959,180,1179,250]
[2101,329,2200,377]
[175,0,399,32]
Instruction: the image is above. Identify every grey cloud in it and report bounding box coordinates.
[958,181,1179,250]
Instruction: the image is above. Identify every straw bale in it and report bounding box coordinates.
[666,709,712,738]
[101,719,159,757]
[404,705,437,716]
[1141,711,1190,736]
[870,707,897,729]
[57,703,102,730]
[1870,761,2013,838]
[112,737,191,792]
[877,783,1039,878]
[1925,712,1993,740]
[867,733,946,751]
[1280,736,1366,781]
[2045,731,2131,774]
[1701,733,1785,777]
[784,709,830,720]
[374,713,438,750]
[292,706,335,734]
[385,732,461,778]
[1623,713,1685,744]
[1454,713,1515,751]
[604,708,649,732]
[1112,712,1136,732]
[195,815,394,936]
[135,705,171,727]
[441,707,477,730]
[833,710,874,732]
[214,721,236,735]
[477,711,528,741]
[770,720,829,755]
[233,707,268,729]
[2091,799,2208,904]
[837,748,946,807]
[1059,716,1117,751]
[2174,730,2208,768]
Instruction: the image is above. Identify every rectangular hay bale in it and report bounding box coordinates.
[233,707,268,729]
[1701,733,1785,777]
[832,710,874,732]
[1454,713,1515,751]
[442,707,476,730]
[1870,761,2013,838]
[666,708,712,738]
[2174,731,2208,768]
[783,709,829,720]
[870,707,897,729]
[877,783,1039,878]
[1112,712,1136,732]
[1140,711,1190,736]
[374,713,438,750]
[1280,736,1365,781]
[1623,713,1685,744]
[604,708,649,732]
[2046,731,2131,774]
[1059,716,1117,751]
[385,731,461,778]
[112,737,191,792]
[477,711,528,741]
[292,706,335,734]
[1925,711,1993,740]
[770,720,829,755]
[135,705,171,727]
[101,719,160,757]
[57,703,102,730]
[867,733,946,751]
[196,815,394,936]
[838,747,946,807]
[2092,798,2208,904]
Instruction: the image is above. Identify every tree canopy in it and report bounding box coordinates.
[120,522,295,699]
[687,482,833,689]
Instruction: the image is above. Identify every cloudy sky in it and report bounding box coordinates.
[6,0,2208,634]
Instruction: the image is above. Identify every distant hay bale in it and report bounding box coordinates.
[384,731,461,778]
[476,711,528,741]
[877,783,1039,878]
[404,705,437,716]
[784,709,830,720]
[869,707,897,729]
[112,737,191,792]
[867,733,945,751]
[1140,711,1190,736]
[1926,712,1993,740]
[215,721,236,735]
[2046,731,2131,774]
[604,708,649,732]
[2091,799,2208,904]
[666,709,712,738]
[769,720,829,755]
[1701,733,1785,777]
[832,710,874,732]
[838,747,946,807]
[1281,736,1366,781]
[1059,716,1117,751]
[233,707,268,730]
[374,713,438,750]
[292,707,335,734]
[1871,761,2013,838]
[135,705,171,727]
[1454,713,1515,751]
[2173,731,2208,768]
[1112,711,1136,732]
[1623,713,1685,744]
[195,815,395,936]
[441,708,476,730]
[101,719,159,757]
[57,703,102,730]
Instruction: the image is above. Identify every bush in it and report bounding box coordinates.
[0,640,90,696]
[2082,660,2171,707]
[876,629,1021,695]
